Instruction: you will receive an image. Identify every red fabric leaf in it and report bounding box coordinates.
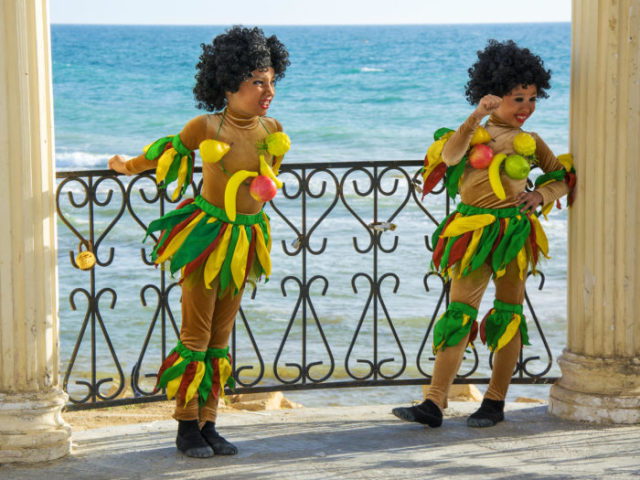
[479,310,492,345]
[446,231,473,269]
[432,215,457,268]
[210,358,221,402]
[528,219,538,265]
[490,218,506,255]
[422,163,447,198]
[154,351,180,392]
[178,361,197,403]
[468,320,479,343]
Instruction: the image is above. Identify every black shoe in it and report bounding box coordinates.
[176,420,214,458]
[201,421,238,455]
[467,398,505,428]
[392,399,443,428]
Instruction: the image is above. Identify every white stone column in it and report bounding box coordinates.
[549,0,640,423]
[0,0,71,462]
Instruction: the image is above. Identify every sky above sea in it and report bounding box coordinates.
[49,0,572,25]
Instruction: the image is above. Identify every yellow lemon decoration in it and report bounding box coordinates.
[470,126,491,146]
[199,139,230,164]
[513,132,536,157]
[265,132,291,156]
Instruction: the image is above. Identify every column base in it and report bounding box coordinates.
[0,388,72,463]
[549,350,640,424]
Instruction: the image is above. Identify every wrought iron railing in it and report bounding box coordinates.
[56,160,557,410]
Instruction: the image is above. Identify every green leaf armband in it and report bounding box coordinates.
[144,134,195,200]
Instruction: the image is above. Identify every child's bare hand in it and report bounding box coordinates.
[473,94,502,119]
[108,155,129,174]
[516,191,543,213]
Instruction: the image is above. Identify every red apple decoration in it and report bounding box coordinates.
[468,144,494,169]
[250,175,277,202]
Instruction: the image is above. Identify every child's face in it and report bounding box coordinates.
[226,67,276,117]
[494,84,537,128]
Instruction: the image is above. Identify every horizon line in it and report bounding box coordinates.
[50,21,571,27]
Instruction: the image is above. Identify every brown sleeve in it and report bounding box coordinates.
[176,115,210,151]
[123,152,156,174]
[123,115,210,174]
[532,133,570,206]
[441,113,482,166]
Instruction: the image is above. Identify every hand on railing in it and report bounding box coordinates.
[108,155,129,174]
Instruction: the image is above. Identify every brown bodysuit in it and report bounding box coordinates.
[125,107,283,421]
[426,113,569,408]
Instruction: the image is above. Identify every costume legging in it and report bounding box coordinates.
[173,269,244,422]
[426,258,525,409]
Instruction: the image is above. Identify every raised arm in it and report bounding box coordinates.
[441,94,502,165]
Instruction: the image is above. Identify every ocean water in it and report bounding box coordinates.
[52,24,571,406]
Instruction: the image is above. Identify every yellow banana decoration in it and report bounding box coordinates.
[156,148,177,185]
[488,153,507,200]
[224,170,258,221]
[172,155,189,201]
[259,155,283,188]
[199,139,230,163]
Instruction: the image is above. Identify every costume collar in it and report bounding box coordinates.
[224,107,260,129]
[487,113,518,130]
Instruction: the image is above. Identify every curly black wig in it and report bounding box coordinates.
[193,26,290,112]
[465,39,551,105]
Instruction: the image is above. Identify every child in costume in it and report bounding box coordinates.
[109,26,290,457]
[393,39,576,428]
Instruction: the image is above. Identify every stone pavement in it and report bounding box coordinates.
[1,402,639,479]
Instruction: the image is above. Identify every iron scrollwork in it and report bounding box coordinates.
[57,160,558,410]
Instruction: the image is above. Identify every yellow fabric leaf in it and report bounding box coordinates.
[540,202,553,220]
[155,212,206,264]
[254,223,271,277]
[517,246,528,280]
[217,357,233,400]
[203,226,233,287]
[557,153,573,171]
[165,356,185,401]
[458,227,484,277]
[495,315,521,352]
[182,361,206,407]
[231,227,250,290]
[441,214,496,237]
[426,138,446,167]
[531,215,549,258]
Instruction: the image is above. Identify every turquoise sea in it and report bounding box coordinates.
[52,23,571,406]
